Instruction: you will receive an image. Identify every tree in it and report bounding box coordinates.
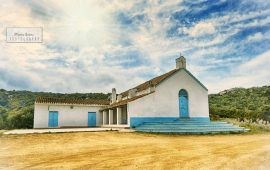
[0,106,7,129]
[262,111,270,124]
[7,106,34,129]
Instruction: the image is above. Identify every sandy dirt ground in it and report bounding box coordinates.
[0,132,270,170]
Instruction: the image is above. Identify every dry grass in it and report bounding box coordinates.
[221,118,270,133]
[0,132,270,170]
[0,130,6,135]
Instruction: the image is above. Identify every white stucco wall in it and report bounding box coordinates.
[128,69,209,118]
[34,103,105,128]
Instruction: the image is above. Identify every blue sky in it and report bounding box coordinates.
[0,0,270,93]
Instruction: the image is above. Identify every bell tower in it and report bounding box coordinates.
[176,55,186,69]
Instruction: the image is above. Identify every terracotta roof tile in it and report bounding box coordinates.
[121,69,178,97]
[101,92,153,110]
[35,97,110,105]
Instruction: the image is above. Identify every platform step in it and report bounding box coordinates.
[139,124,238,128]
[133,119,248,134]
[135,129,247,134]
[135,127,245,130]
[143,122,229,125]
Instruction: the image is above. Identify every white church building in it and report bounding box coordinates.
[34,56,210,129]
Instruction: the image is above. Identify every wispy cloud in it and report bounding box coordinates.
[206,50,270,93]
[0,0,269,93]
[184,21,216,37]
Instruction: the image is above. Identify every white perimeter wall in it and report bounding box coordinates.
[34,103,105,128]
[128,69,209,118]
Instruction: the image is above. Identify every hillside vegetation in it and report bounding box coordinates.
[0,89,109,129]
[209,86,270,123]
[0,86,269,129]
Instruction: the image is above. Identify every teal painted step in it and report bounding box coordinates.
[135,130,247,134]
[144,120,227,124]
[136,128,247,132]
[140,123,234,125]
[137,123,238,127]
[135,126,245,130]
[142,122,234,126]
[136,124,242,128]
[143,120,211,124]
[134,119,249,134]
[143,122,229,125]
[135,127,245,131]
[136,129,247,133]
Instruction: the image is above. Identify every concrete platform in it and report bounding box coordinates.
[4,127,135,135]
[101,124,130,128]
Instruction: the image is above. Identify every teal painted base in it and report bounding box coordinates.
[188,117,210,122]
[130,117,210,127]
[133,118,248,134]
[130,117,178,127]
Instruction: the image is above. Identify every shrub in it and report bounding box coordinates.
[7,106,34,129]
[262,111,270,124]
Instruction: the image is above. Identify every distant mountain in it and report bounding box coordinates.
[0,86,269,129]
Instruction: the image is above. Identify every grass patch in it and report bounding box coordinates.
[0,130,7,135]
[221,118,270,134]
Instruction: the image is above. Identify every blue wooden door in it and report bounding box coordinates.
[179,89,189,118]
[88,112,96,127]
[48,111,58,127]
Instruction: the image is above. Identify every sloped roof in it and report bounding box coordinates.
[120,68,207,97]
[35,68,207,107]
[35,97,110,105]
[100,92,153,110]
[121,69,179,97]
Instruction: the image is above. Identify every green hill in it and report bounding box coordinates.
[0,89,110,129]
[209,86,270,123]
[0,86,269,129]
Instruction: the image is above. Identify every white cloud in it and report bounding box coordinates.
[0,0,144,93]
[206,50,270,93]
[247,32,263,42]
[238,50,270,71]
[186,22,216,37]
[182,8,270,48]
[247,31,270,42]
[0,0,269,94]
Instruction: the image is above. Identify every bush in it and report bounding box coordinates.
[0,116,5,129]
[7,106,34,129]
[223,118,270,133]
[262,111,270,124]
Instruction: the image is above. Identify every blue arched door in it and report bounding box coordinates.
[179,89,189,118]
